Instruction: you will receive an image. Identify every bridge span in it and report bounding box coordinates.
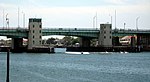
[0,18,150,52]
[0,28,150,38]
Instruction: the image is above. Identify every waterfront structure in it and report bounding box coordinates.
[28,18,42,49]
[99,24,112,47]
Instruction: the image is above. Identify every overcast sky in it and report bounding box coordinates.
[0,0,150,30]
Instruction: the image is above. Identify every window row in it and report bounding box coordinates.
[102,26,111,29]
[104,36,112,39]
[33,35,42,39]
[102,31,112,34]
[32,30,42,33]
[33,41,41,44]
[32,25,42,28]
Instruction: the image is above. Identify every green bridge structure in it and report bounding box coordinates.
[0,27,150,47]
[0,18,150,51]
[0,28,150,38]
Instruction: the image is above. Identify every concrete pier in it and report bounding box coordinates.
[80,37,91,47]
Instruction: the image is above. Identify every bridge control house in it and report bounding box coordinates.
[28,18,42,49]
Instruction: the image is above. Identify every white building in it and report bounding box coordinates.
[28,18,42,49]
[99,24,112,47]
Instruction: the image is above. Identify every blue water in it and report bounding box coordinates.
[0,52,150,82]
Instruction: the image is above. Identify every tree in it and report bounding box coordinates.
[72,38,80,45]
[46,38,56,44]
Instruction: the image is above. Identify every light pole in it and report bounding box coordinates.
[124,23,126,31]
[93,16,95,28]
[115,10,117,29]
[18,7,20,28]
[3,9,4,29]
[6,13,9,29]
[109,15,112,24]
[136,17,140,31]
[93,12,97,29]
[22,12,25,28]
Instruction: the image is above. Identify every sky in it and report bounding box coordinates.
[0,0,150,30]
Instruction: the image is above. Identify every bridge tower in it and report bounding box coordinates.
[28,18,42,49]
[98,24,112,47]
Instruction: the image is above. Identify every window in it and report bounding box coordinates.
[110,31,111,33]
[39,25,41,28]
[33,41,35,44]
[33,25,34,28]
[33,35,34,38]
[104,36,106,39]
[110,26,111,29]
[39,41,41,44]
[33,30,34,33]
[39,30,41,33]
[110,36,112,39]
[104,31,106,34]
[39,36,42,39]
[104,26,106,29]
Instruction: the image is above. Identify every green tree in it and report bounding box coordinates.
[46,38,56,44]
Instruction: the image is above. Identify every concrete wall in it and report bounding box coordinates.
[80,37,90,47]
[11,38,23,49]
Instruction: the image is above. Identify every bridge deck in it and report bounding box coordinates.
[0,28,150,38]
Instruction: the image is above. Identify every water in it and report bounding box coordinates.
[0,52,150,82]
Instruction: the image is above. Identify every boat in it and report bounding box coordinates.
[65,52,89,54]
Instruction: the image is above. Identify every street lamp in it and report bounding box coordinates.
[93,16,95,28]
[93,12,97,29]
[6,13,9,29]
[136,17,140,31]
[124,23,126,30]
[109,14,112,24]
[22,12,25,28]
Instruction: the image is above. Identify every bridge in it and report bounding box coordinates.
[0,18,150,52]
[0,28,150,38]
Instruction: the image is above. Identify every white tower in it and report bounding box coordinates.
[99,24,112,47]
[28,18,42,49]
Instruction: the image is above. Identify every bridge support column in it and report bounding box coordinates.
[11,38,23,52]
[138,34,150,47]
[137,35,141,46]
[80,37,90,47]
[112,37,120,46]
[131,36,136,47]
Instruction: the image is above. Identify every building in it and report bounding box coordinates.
[28,18,42,49]
[98,24,112,47]
[120,35,137,46]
